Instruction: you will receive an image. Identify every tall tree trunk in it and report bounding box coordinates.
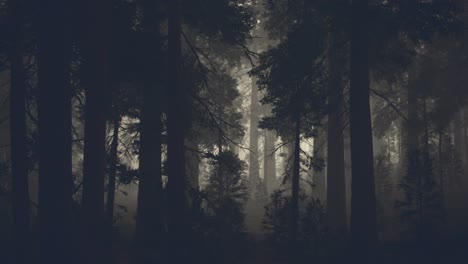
[349,0,378,259]
[249,75,260,198]
[37,1,73,263]
[264,130,276,195]
[290,112,301,243]
[168,0,188,261]
[134,1,164,260]
[344,129,352,228]
[453,111,465,166]
[186,139,200,192]
[9,0,30,262]
[81,0,111,262]
[407,81,419,152]
[326,31,347,232]
[106,116,120,224]
[312,127,327,202]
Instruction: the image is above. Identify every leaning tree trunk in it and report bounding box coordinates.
[249,75,260,198]
[37,1,73,264]
[9,0,30,262]
[326,30,347,232]
[349,0,378,260]
[80,0,111,263]
[168,0,189,261]
[134,1,164,260]
[290,112,301,243]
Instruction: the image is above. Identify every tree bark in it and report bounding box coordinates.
[290,112,301,243]
[264,130,277,195]
[349,0,378,259]
[326,31,347,232]
[134,1,164,260]
[453,111,465,165]
[249,75,260,197]
[168,0,189,261]
[186,139,200,192]
[9,0,30,262]
[106,116,120,224]
[80,0,111,262]
[37,1,73,263]
[312,127,327,202]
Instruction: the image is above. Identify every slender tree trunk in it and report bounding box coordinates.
[37,1,73,263]
[438,131,444,201]
[290,112,301,243]
[349,0,378,259]
[106,116,120,224]
[422,98,429,154]
[312,126,327,202]
[326,30,347,232]
[453,111,465,165]
[186,139,200,192]
[407,82,419,152]
[134,1,164,260]
[168,0,189,261]
[344,129,352,228]
[9,1,30,262]
[264,130,276,195]
[249,75,260,197]
[80,0,111,262]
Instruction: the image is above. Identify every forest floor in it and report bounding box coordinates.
[241,234,286,264]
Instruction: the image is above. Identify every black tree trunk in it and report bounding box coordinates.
[290,112,301,243]
[106,116,120,224]
[326,30,347,232]
[349,0,378,260]
[37,1,73,263]
[134,1,164,260]
[9,0,30,262]
[80,0,111,262]
[168,0,189,261]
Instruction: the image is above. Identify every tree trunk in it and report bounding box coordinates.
[134,1,164,260]
[344,129,352,228]
[453,111,465,165]
[168,0,189,261]
[37,1,73,263]
[249,75,260,197]
[186,139,200,192]
[9,0,30,262]
[312,127,327,202]
[349,0,378,259]
[80,0,111,262]
[106,116,120,224]
[407,81,419,152]
[290,112,301,243]
[326,31,347,232]
[264,130,277,195]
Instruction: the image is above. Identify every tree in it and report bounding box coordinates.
[167,0,189,261]
[249,74,261,198]
[80,0,111,262]
[326,21,347,233]
[37,0,73,263]
[312,127,326,202]
[8,0,30,262]
[133,0,164,261]
[349,0,378,260]
[105,115,120,224]
[263,129,277,195]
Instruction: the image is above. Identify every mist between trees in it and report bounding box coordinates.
[1,0,468,264]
